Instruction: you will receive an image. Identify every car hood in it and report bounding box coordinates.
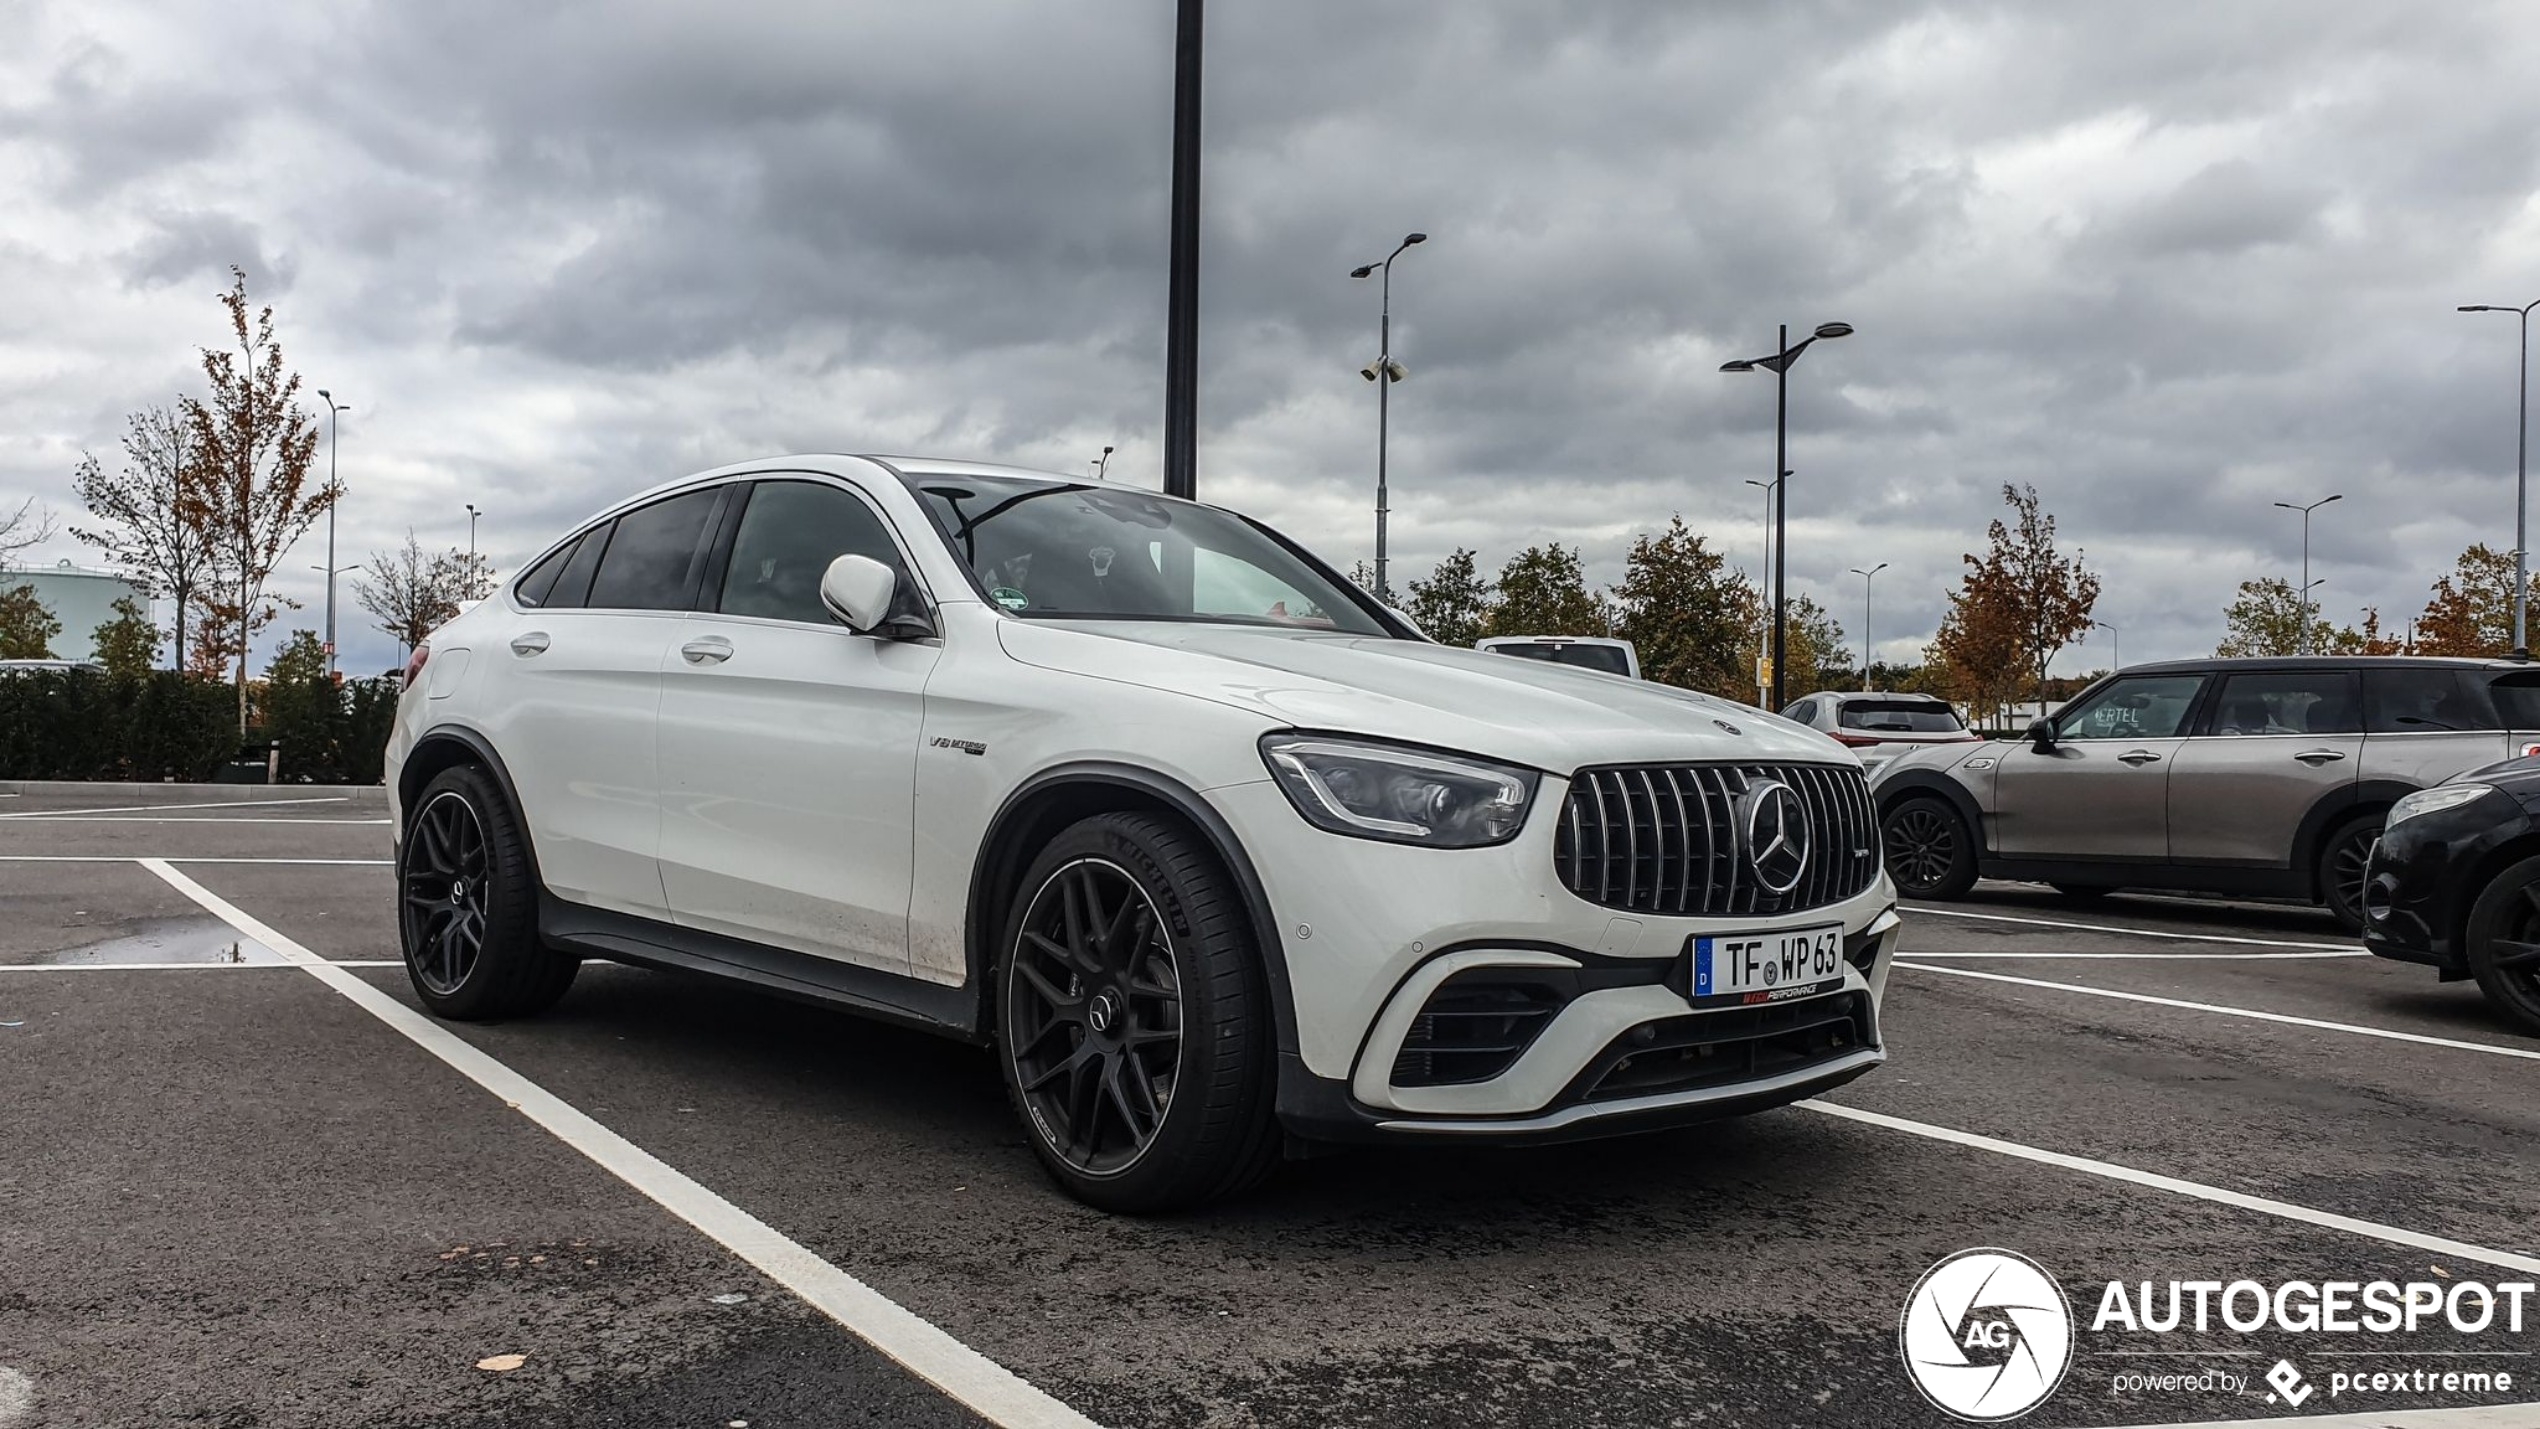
[996,619,1852,773]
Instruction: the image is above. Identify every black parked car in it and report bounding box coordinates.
[2363,753,2540,1034]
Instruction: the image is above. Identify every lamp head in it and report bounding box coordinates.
[1719,359,1756,373]
[2323,493,2344,505]
[2462,305,2502,312]
[1360,363,1380,382]
[1403,232,1427,246]
[1384,360,1407,383]
[1349,265,1375,279]
[1813,321,1855,340]
[317,388,330,400]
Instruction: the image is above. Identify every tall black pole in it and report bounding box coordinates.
[1161,0,1203,499]
[1772,323,1789,711]
[1375,261,1392,601]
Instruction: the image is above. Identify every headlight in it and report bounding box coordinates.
[1259,733,1537,847]
[2386,782,2496,828]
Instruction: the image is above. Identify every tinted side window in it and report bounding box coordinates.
[718,481,905,624]
[546,522,611,609]
[1783,698,1817,723]
[2057,675,2206,740]
[2488,672,2540,729]
[514,533,583,608]
[587,490,720,611]
[2364,668,2493,732]
[2209,670,2362,736]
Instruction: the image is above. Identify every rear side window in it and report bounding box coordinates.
[2491,672,2540,729]
[546,523,611,610]
[717,481,905,624]
[2365,668,2495,732]
[587,489,721,611]
[2209,671,2362,736]
[1838,699,1964,733]
[513,533,583,608]
[1782,698,1817,723]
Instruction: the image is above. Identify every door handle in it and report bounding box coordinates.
[680,637,733,665]
[2117,749,2163,766]
[509,632,550,657]
[2294,749,2348,765]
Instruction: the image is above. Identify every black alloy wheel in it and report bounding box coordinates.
[403,790,490,996]
[1883,797,1977,900]
[397,764,577,1021]
[1006,857,1185,1176]
[996,812,1279,1212]
[2466,855,2540,1035]
[2318,816,2380,935]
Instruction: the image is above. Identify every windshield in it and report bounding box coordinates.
[1487,642,1633,677]
[909,475,1392,635]
[1837,699,1963,733]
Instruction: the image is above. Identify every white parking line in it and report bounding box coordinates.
[9,816,388,825]
[0,856,390,865]
[1900,949,2368,960]
[1799,1100,2540,1276]
[0,796,349,819]
[1896,961,2540,1062]
[1906,904,2356,952]
[135,858,1101,1429]
[0,960,403,972]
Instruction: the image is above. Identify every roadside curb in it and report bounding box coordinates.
[0,781,390,806]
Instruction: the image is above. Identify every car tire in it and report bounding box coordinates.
[2465,855,2540,1036]
[398,765,579,1021]
[2050,883,2116,901]
[1882,797,1979,900]
[995,811,1281,1213]
[2317,814,2381,935]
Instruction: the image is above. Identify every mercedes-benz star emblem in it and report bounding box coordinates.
[1739,778,1811,895]
[1087,991,1119,1034]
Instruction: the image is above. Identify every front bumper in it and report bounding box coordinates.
[1205,778,1898,1145]
[2362,792,2533,974]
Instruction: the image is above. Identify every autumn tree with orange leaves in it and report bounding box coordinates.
[1932,484,2099,725]
[181,268,336,735]
[2415,543,2537,656]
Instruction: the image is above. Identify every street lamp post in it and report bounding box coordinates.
[1162,0,1203,499]
[1351,232,1427,604]
[465,504,482,598]
[2459,300,2538,656]
[1093,445,1114,480]
[2271,493,2342,655]
[1744,477,1780,706]
[2095,619,2119,673]
[1722,320,1853,710]
[1849,563,1887,691]
[316,389,349,677]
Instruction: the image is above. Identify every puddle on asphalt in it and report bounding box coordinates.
[31,916,289,966]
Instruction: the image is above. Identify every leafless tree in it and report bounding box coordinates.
[355,531,470,661]
[0,496,54,563]
[72,404,218,670]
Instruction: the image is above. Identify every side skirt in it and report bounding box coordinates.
[538,894,983,1043]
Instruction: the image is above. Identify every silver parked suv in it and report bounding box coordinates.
[1872,657,2540,930]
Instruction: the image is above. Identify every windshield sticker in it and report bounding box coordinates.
[991,586,1031,610]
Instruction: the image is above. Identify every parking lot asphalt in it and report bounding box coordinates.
[4,785,2538,1428]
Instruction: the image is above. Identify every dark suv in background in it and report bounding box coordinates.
[1872,657,2540,930]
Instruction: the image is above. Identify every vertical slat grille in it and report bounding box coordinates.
[1551,762,1879,917]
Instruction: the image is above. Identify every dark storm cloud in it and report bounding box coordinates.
[3,0,2540,678]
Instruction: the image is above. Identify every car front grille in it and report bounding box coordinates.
[1574,991,1874,1103]
[1552,762,1878,917]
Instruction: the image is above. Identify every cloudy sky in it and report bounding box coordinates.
[2,0,2535,681]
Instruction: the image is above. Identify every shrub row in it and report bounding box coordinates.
[0,670,397,785]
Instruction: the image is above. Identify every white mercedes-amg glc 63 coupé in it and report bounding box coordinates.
[385,456,1898,1210]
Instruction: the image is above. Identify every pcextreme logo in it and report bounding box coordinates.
[1900,1248,2075,1422]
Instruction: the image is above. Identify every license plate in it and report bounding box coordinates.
[1688,925,1845,1003]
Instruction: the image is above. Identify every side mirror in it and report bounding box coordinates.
[2026,718,2057,752]
[818,554,935,641]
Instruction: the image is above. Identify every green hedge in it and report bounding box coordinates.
[0,670,398,784]
[0,671,239,782]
